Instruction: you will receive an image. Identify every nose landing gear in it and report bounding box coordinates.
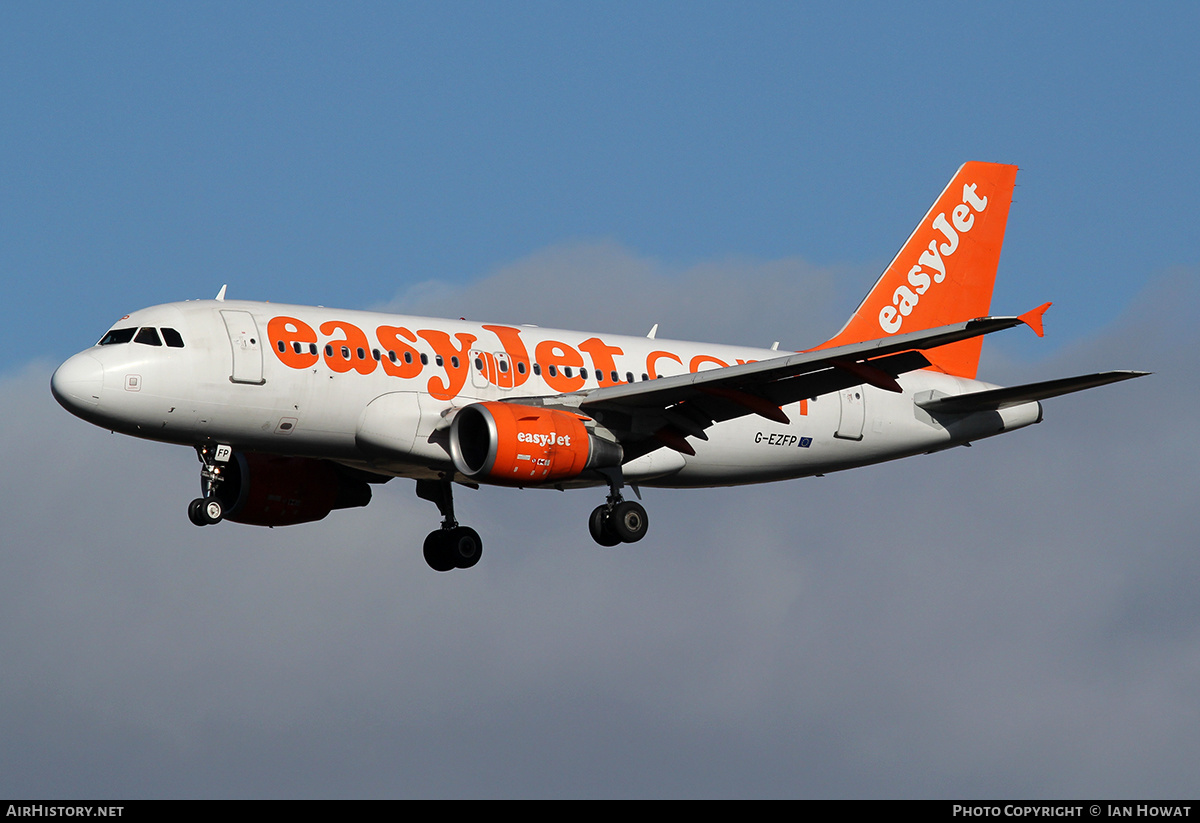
[188,444,230,526]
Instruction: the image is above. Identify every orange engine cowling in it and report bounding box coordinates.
[214,452,373,527]
[449,402,623,485]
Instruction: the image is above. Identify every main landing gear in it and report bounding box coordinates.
[416,478,482,572]
[588,469,649,547]
[188,444,228,526]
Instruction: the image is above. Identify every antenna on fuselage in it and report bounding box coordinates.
[215,284,227,301]
[647,324,658,339]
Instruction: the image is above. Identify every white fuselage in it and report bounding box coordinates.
[51,299,1042,489]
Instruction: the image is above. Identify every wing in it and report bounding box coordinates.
[507,314,1035,459]
[915,371,1149,414]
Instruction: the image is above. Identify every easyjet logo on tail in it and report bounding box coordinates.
[813,161,1016,379]
[879,182,989,334]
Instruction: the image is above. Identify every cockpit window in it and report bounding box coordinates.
[134,327,163,346]
[161,328,185,348]
[98,328,136,345]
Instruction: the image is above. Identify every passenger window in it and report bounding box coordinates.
[356,347,365,360]
[564,366,573,378]
[517,361,527,374]
[499,360,508,373]
[451,356,460,369]
[626,372,635,383]
[474,357,483,370]
[161,328,185,348]
[610,371,619,383]
[533,363,541,376]
[99,328,136,346]
[548,365,558,377]
[134,327,162,346]
[421,354,429,366]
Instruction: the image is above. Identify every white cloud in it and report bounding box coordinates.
[378,240,852,349]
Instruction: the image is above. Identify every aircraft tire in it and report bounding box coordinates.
[202,496,224,525]
[188,498,208,527]
[610,501,648,543]
[423,530,456,572]
[450,526,483,569]
[588,505,621,547]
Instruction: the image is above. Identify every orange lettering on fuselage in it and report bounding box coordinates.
[267,316,320,369]
[320,321,376,375]
[579,337,624,386]
[481,324,531,389]
[418,329,477,400]
[647,350,683,379]
[267,316,721,401]
[534,340,585,393]
[690,354,728,372]
[376,325,424,379]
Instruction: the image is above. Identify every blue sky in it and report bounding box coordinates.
[2,3,1198,799]
[4,2,1197,367]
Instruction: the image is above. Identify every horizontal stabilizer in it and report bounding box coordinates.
[916,370,1149,414]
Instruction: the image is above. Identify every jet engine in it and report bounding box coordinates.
[449,402,622,484]
[213,452,372,526]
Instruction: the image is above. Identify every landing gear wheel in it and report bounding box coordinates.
[415,479,484,571]
[610,501,648,543]
[589,505,620,546]
[201,499,225,525]
[449,526,483,569]
[201,496,224,525]
[188,498,208,527]
[423,531,455,572]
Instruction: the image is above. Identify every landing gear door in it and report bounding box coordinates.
[221,310,265,385]
[834,386,865,441]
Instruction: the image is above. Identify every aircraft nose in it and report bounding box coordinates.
[51,352,104,413]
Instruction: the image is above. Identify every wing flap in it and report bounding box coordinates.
[915,370,1149,413]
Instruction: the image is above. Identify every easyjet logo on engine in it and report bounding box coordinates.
[518,431,572,448]
[878,182,989,335]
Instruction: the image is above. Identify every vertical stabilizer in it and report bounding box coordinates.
[816,162,1018,378]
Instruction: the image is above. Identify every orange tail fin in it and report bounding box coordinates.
[817,162,1018,378]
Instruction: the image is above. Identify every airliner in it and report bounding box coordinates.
[51,162,1146,571]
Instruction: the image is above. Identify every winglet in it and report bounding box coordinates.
[215,284,228,302]
[1018,302,1052,338]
